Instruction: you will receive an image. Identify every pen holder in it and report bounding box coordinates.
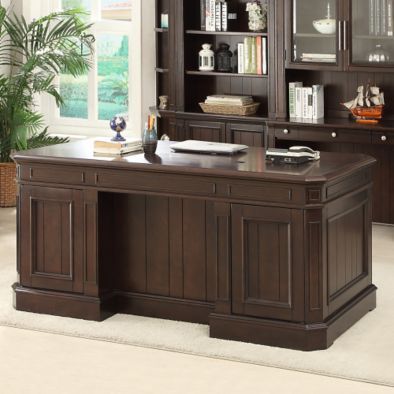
[142,126,158,155]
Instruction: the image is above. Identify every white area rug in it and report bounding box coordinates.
[0,208,393,387]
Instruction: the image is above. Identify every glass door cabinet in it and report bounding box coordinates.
[286,0,394,71]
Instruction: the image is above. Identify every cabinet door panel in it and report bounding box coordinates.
[185,120,226,142]
[226,123,265,147]
[232,205,304,322]
[20,185,84,293]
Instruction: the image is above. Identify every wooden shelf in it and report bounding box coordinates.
[186,70,268,78]
[353,35,394,40]
[186,30,268,37]
[294,33,335,38]
[155,28,169,33]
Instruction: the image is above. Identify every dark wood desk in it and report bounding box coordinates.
[12,140,377,351]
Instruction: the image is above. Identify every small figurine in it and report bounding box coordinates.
[110,116,127,141]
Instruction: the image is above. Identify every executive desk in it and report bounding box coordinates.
[12,141,377,351]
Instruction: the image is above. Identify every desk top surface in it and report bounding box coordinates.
[13,140,376,184]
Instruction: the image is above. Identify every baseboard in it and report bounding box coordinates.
[210,285,377,351]
[13,284,115,321]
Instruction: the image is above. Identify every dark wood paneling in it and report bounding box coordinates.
[19,185,84,293]
[226,123,265,147]
[232,204,304,322]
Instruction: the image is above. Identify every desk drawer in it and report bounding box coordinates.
[275,127,371,144]
[20,165,86,185]
[96,170,217,196]
[372,131,394,145]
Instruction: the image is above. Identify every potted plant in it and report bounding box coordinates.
[0,4,94,207]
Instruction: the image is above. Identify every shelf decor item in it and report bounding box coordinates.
[368,44,390,63]
[216,43,233,72]
[199,103,260,116]
[313,3,336,35]
[199,44,215,71]
[158,95,169,110]
[246,1,268,32]
[342,85,385,124]
[110,116,127,141]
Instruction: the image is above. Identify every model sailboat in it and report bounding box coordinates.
[343,85,385,124]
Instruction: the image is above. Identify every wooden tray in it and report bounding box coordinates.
[199,102,260,116]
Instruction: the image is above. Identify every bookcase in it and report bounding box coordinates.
[155,0,394,224]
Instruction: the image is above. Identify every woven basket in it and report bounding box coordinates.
[0,162,17,207]
[199,102,260,116]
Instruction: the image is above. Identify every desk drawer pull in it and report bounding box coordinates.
[283,129,289,135]
[331,132,337,138]
[381,135,387,142]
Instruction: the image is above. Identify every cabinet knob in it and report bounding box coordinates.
[331,132,337,138]
[283,129,289,135]
[381,135,387,142]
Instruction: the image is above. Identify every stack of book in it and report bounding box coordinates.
[205,95,254,106]
[238,37,268,75]
[288,83,324,120]
[201,0,228,32]
[93,137,142,155]
[200,95,260,116]
[301,53,336,63]
[370,0,394,36]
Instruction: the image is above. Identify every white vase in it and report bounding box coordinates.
[199,44,215,71]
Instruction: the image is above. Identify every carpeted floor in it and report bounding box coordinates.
[0,208,393,387]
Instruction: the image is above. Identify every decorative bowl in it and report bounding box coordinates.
[313,19,336,35]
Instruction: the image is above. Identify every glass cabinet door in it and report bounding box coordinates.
[351,0,394,67]
[291,0,339,66]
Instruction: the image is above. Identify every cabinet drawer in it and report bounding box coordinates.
[372,131,394,146]
[96,170,216,197]
[20,165,86,185]
[275,127,371,144]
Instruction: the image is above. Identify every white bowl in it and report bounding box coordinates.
[313,19,336,35]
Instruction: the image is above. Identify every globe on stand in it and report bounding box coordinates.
[110,116,127,142]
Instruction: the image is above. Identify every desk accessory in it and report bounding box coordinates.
[142,115,158,154]
[110,116,127,141]
[266,146,320,164]
[171,140,248,155]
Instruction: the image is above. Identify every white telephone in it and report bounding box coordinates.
[266,146,320,164]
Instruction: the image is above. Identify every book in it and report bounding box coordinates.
[215,1,222,32]
[200,0,206,31]
[205,95,253,106]
[238,43,244,73]
[221,1,228,31]
[250,37,257,74]
[376,0,381,35]
[295,87,303,118]
[388,0,393,35]
[256,36,262,75]
[243,37,251,73]
[382,0,388,35]
[94,137,142,155]
[302,87,313,119]
[289,82,303,118]
[206,0,216,31]
[312,85,324,119]
[262,36,268,75]
[370,0,375,35]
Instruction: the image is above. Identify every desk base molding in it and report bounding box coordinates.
[210,286,376,351]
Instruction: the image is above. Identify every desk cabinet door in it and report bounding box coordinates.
[232,205,304,322]
[226,123,265,147]
[185,120,226,142]
[19,185,84,293]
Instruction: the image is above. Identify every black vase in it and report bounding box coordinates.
[216,43,233,73]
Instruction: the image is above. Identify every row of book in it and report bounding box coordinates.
[201,0,228,32]
[369,0,394,36]
[289,83,324,120]
[238,37,268,75]
[94,137,142,155]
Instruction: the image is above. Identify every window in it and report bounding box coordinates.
[23,0,155,137]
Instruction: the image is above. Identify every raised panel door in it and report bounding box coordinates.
[232,204,304,322]
[185,120,226,142]
[19,185,84,293]
[226,123,265,147]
